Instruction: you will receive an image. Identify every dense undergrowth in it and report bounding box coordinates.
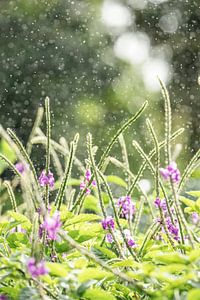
[0,80,200,300]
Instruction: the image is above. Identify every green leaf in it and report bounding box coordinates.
[0,140,16,174]
[111,259,140,268]
[187,191,200,197]
[7,232,29,248]
[106,175,127,188]
[55,241,70,253]
[179,196,195,208]
[83,195,100,213]
[78,267,113,283]
[46,262,68,277]
[64,214,101,227]
[191,169,200,179]
[84,288,116,300]
[145,251,189,264]
[187,289,200,300]
[92,245,117,260]
[8,212,32,230]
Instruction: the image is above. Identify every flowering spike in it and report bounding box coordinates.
[43,211,61,240]
[101,216,115,230]
[39,170,55,188]
[27,258,48,277]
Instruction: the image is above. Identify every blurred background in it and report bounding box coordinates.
[0,0,199,174]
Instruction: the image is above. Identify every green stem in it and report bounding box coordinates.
[3,181,17,212]
[127,128,184,197]
[7,128,39,189]
[87,133,125,259]
[55,134,79,210]
[27,107,44,155]
[96,168,139,262]
[44,97,51,208]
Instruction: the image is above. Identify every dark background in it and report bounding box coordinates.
[0,0,199,172]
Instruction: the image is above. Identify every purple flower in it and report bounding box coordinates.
[105,233,113,243]
[43,211,61,240]
[80,181,86,190]
[0,295,8,300]
[15,162,26,174]
[160,162,180,183]
[127,238,137,248]
[192,212,199,225]
[154,198,167,211]
[159,168,170,180]
[124,229,137,248]
[27,257,48,277]
[154,197,161,208]
[101,216,115,230]
[85,169,92,182]
[80,169,96,194]
[85,188,91,195]
[39,170,55,188]
[117,196,135,219]
[165,217,179,240]
[92,180,97,187]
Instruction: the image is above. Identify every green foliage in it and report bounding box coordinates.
[0,90,199,300]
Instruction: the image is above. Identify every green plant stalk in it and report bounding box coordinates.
[32,128,64,179]
[171,179,194,248]
[0,154,21,177]
[87,133,125,259]
[158,77,171,166]
[67,189,76,210]
[159,207,176,250]
[146,119,177,250]
[60,231,147,295]
[146,119,160,197]
[27,106,44,155]
[44,97,51,208]
[132,197,144,236]
[158,79,193,246]
[3,181,17,212]
[96,167,139,262]
[109,157,155,218]
[32,132,85,173]
[118,133,131,189]
[138,222,160,256]
[99,101,148,170]
[0,154,38,210]
[71,101,148,212]
[7,128,39,189]
[55,134,79,210]
[178,148,200,193]
[127,128,184,197]
[132,140,174,225]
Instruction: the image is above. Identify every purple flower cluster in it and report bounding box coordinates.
[154,197,167,210]
[154,197,179,241]
[42,211,61,240]
[27,257,48,277]
[124,229,137,248]
[101,216,115,230]
[39,170,55,188]
[192,212,199,225]
[15,162,26,174]
[166,217,179,241]
[80,169,96,195]
[117,196,135,219]
[160,161,180,183]
[0,295,8,300]
[39,212,61,240]
[105,233,113,243]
